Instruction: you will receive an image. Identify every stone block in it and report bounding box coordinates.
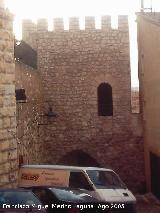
[8,149,17,160]
[0,106,16,116]
[53,18,64,31]
[0,174,9,184]
[101,16,111,29]
[0,140,9,151]
[1,151,8,162]
[37,19,48,32]
[4,85,15,95]
[0,5,17,188]
[85,16,95,30]
[3,117,11,128]
[69,17,79,31]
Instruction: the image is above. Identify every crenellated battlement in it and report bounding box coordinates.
[37,19,48,32]
[85,16,95,30]
[101,15,111,29]
[118,15,128,30]
[53,18,64,31]
[69,17,79,31]
[22,15,128,40]
[22,19,37,41]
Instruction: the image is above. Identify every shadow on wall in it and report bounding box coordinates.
[58,150,100,167]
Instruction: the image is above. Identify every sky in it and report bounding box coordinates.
[5,0,160,88]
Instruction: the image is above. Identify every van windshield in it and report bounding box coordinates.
[86,170,126,189]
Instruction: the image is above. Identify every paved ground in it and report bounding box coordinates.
[136,193,160,213]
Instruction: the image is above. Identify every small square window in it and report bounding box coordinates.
[15,89,26,102]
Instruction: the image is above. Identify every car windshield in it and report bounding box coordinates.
[50,188,97,202]
[86,170,126,189]
[0,191,42,208]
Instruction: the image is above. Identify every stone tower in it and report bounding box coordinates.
[0,0,17,187]
[20,16,145,192]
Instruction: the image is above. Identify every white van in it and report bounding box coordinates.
[19,165,136,204]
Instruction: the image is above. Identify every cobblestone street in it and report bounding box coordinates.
[136,193,160,213]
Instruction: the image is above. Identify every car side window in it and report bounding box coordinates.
[32,189,49,205]
[69,172,93,190]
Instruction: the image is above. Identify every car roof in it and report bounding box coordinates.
[20,164,113,171]
[23,186,90,191]
[0,188,32,192]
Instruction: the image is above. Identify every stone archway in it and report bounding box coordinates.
[58,150,100,167]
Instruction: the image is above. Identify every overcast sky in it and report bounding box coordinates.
[6,0,140,18]
[6,0,160,19]
[5,0,160,87]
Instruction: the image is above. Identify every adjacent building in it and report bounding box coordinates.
[0,0,17,187]
[137,12,160,198]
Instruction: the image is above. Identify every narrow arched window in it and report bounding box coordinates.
[98,83,113,116]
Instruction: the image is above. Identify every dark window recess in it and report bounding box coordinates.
[15,89,26,101]
[69,172,93,191]
[32,189,52,205]
[98,83,113,116]
[14,40,37,69]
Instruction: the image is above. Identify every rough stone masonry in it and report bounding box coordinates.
[0,0,146,191]
[20,16,145,192]
[0,0,17,187]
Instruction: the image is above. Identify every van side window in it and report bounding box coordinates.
[69,172,93,191]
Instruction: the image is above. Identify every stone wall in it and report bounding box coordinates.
[15,61,44,164]
[0,3,17,187]
[131,88,140,113]
[0,2,145,190]
[22,20,37,50]
[21,15,145,192]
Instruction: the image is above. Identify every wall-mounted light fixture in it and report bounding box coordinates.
[44,107,57,118]
[38,106,57,126]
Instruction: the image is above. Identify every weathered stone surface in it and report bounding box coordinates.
[28,16,145,192]
[12,15,145,192]
[0,6,17,188]
[15,62,44,164]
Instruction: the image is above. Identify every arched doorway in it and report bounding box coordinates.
[58,150,100,167]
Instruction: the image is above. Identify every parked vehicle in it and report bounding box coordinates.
[0,189,48,212]
[18,165,136,206]
[24,186,111,213]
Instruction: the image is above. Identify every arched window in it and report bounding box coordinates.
[98,83,113,116]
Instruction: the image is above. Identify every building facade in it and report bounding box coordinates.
[0,0,145,191]
[137,13,160,198]
[16,16,145,192]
